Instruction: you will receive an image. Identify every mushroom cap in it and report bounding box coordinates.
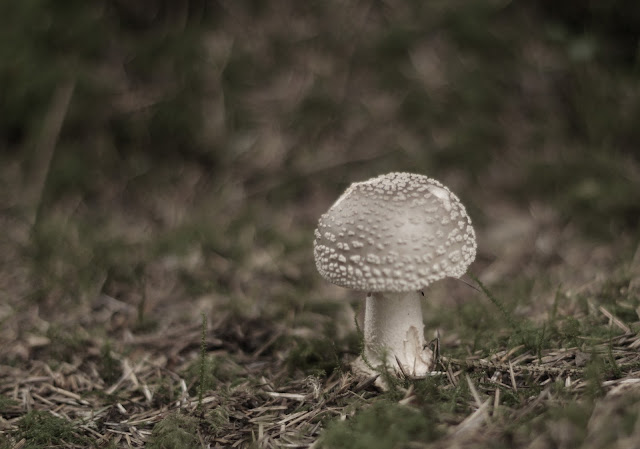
[314,172,476,292]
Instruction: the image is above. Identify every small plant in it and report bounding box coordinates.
[99,341,121,385]
[469,274,555,355]
[147,413,199,449]
[202,406,229,437]
[413,374,472,415]
[320,400,441,449]
[285,336,342,376]
[0,395,18,413]
[151,378,182,408]
[184,353,241,397]
[584,354,606,399]
[470,273,520,333]
[198,312,208,412]
[14,411,91,449]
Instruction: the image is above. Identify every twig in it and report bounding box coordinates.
[509,362,518,392]
[465,374,483,409]
[453,399,491,436]
[442,356,583,377]
[598,305,631,334]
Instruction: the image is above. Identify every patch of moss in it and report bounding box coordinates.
[184,355,218,398]
[14,411,90,449]
[0,395,19,413]
[202,406,229,437]
[99,342,121,385]
[147,413,199,449]
[320,400,441,449]
[183,353,242,398]
[413,374,472,415]
[285,336,342,377]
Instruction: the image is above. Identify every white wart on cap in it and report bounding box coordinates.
[314,172,476,292]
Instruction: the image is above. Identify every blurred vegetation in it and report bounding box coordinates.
[2,1,639,212]
[147,413,200,449]
[320,399,441,449]
[0,0,637,318]
[14,411,91,449]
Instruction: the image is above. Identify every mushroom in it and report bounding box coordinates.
[313,172,476,378]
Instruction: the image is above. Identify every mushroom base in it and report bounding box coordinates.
[362,291,434,377]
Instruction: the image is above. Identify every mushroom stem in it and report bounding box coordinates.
[363,291,433,377]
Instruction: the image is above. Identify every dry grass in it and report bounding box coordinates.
[3,307,640,448]
[0,293,376,448]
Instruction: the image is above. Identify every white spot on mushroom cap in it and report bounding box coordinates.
[313,172,477,292]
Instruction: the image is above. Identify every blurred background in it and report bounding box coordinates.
[1,0,640,355]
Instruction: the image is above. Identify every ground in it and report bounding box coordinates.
[1,1,640,448]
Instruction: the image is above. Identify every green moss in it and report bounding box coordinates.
[184,355,218,397]
[320,400,441,449]
[0,395,19,413]
[202,406,229,437]
[99,342,121,385]
[183,353,242,398]
[285,336,342,377]
[147,413,199,449]
[413,374,472,415]
[15,411,91,449]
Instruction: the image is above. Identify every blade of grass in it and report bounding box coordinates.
[27,79,75,229]
[469,273,520,332]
